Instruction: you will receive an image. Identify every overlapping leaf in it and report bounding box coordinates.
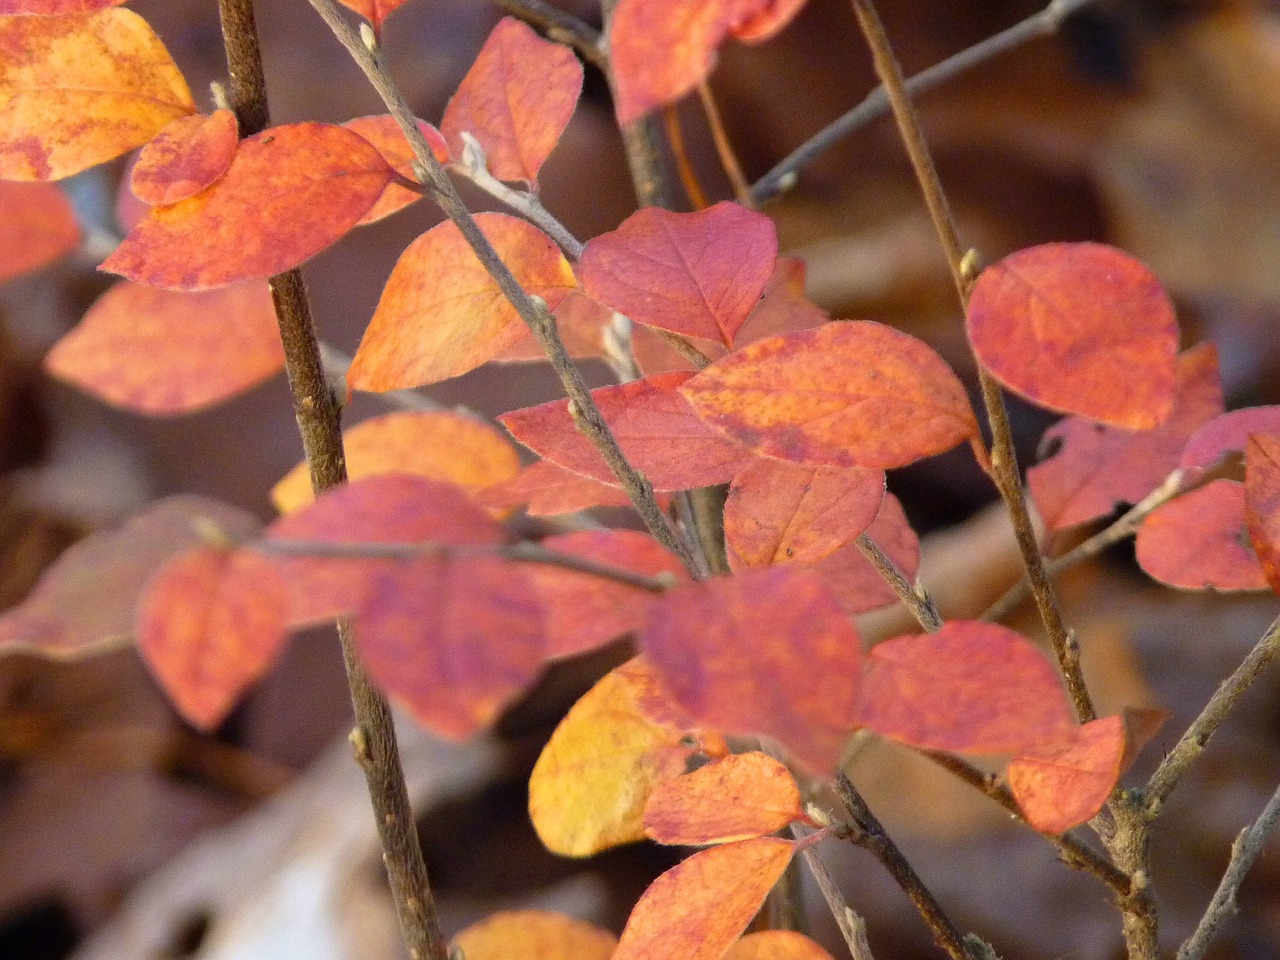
[0,9,194,180]
[45,279,285,415]
[1181,405,1280,476]
[343,114,448,225]
[1245,435,1280,595]
[0,181,79,282]
[476,459,646,516]
[440,17,582,184]
[494,291,613,363]
[102,123,393,289]
[348,212,575,390]
[967,243,1180,429]
[681,322,978,469]
[451,911,617,960]
[1135,480,1266,590]
[129,109,238,206]
[725,932,836,960]
[581,203,777,346]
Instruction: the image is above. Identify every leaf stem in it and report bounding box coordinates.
[856,533,941,632]
[663,104,710,210]
[696,78,752,206]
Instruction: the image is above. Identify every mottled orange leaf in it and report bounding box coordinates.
[967,243,1179,429]
[343,114,447,225]
[581,203,777,347]
[355,552,544,739]
[476,458,646,516]
[494,291,611,362]
[1245,435,1280,595]
[0,0,124,12]
[129,109,238,206]
[643,751,806,846]
[45,279,284,415]
[441,17,582,184]
[102,123,393,289]
[640,566,861,773]
[528,658,713,857]
[451,911,617,960]
[500,372,755,490]
[335,0,409,31]
[0,181,79,282]
[137,547,288,731]
[1182,406,1280,477]
[1028,344,1222,530]
[1135,481,1266,591]
[725,460,884,567]
[263,474,505,627]
[0,8,194,180]
[614,838,794,960]
[271,411,519,513]
[725,932,835,960]
[682,321,978,469]
[348,213,575,390]
[0,496,261,659]
[529,529,686,658]
[857,621,1076,753]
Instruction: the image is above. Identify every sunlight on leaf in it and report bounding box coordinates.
[451,911,616,960]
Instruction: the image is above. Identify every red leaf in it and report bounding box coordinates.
[129,109,238,206]
[581,202,777,347]
[137,547,288,730]
[730,0,809,42]
[343,114,448,225]
[102,123,393,289]
[639,566,861,773]
[476,459,647,516]
[1135,480,1266,591]
[1028,343,1222,530]
[856,621,1076,753]
[335,0,410,31]
[682,322,978,469]
[355,553,545,739]
[0,0,124,12]
[348,212,576,390]
[1182,405,1280,477]
[0,181,79,282]
[1245,435,1280,595]
[967,243,1179,429]
[440,17,583,184]
[45,279,285,415]
[500,372,755,490]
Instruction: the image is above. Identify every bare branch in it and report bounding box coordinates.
[856,533,942,632]
[791,823,877,960]
[492,0,605,68]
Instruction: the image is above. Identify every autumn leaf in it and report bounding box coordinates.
[613,838,794,960]
[348,213,575,390]
[102,123,394,289]
[682,321,978,469]
[0,8,194,180]
[1028,344,1222,530]
[856,621,1076,753]
[440,17,583,184]
[1181,405,1280,477]
[1135,480,1267,591]
[271,411,519,513]
[1244,435,1280,595]
[343,114,447,225]
[730,0,810,43]
[0,496,262,659]
[500,372,755,490]
[495,291,612,363]
[580,202,778,347]
[476,459,648,516]
[0,0,124,12]
[137,547,288,731]
[451,911,617,960]
[639,566,862,773]
[45,279,285,415]
[967,243,1180,429]
[643,751,807,846]
[129,109,239,206]
[335,0,410,32]
[0,181,79,282]
[725,932,836,960]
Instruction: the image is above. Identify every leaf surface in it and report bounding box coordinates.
[1182,406,1280,476]
[129,109,238,206]
[335,0,410,31]
[0,0,124,12]
[476,458,645,516]
[343,114,447,225]
[725,932,836,960]
[1245,435,1280,595]
[451,911,617,960]
[0,180,79,282]
[1135,480,1266,591]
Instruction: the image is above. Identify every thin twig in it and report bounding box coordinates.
[654,327,715,368]
[493,0,605,68]
[697,78,752,206]
[663,104,709,209]
[791,823,877,960]
[1177,782,1280,960]
[856,533,942,631]
[750,0,1103,203]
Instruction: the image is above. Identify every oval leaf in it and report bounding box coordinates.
[1245,434,1280,595]
[451,911,617,960]
[0,180,79,282]
[1007,714,1128,834]
[1135,480,1266,591]
[1182,405,1280,477]
[130,109,239,206]
[477,458,645,516]
[725,932,836,960]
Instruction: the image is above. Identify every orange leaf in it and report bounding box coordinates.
[1182,405,1280,477]
[335,0,409,32]
[640,566,861,773]
[730,0,809,43]
[0,181,79,282]
[451,911,617,960]
[494,290,610,362]
[643,751,805,845]
[348,212,575,390]
[725,460,884,566]
[476,458,646,516]
[682,322,977,469]
[528,658,714,857]
[1135,480,1266,591]
[725,932,836,960]
[343,114,447,225]
[529,529,687,659]
[967,243,1180,429]
[441,17,583,184]
[0,8,194,180]
[857,620,1076,753]
[129,109,238,206]
[581,203,777,347]
[614,838,794,960]
[137,547,288,731]
[102,123,393,289]
[355,552,544,739]
[1245,434,1280,595]
[500,372,755,490]
[1028,343,1222,530]
[0,0,124,11]
[271,411,519,513]
[45,279,285,415]
[0,496,262,659]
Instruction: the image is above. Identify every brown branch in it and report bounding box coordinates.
[697,78,752,206]
[492,0,605,68]
[856,533,942,632]
[214,3,446,959]
[790,824,877,960]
